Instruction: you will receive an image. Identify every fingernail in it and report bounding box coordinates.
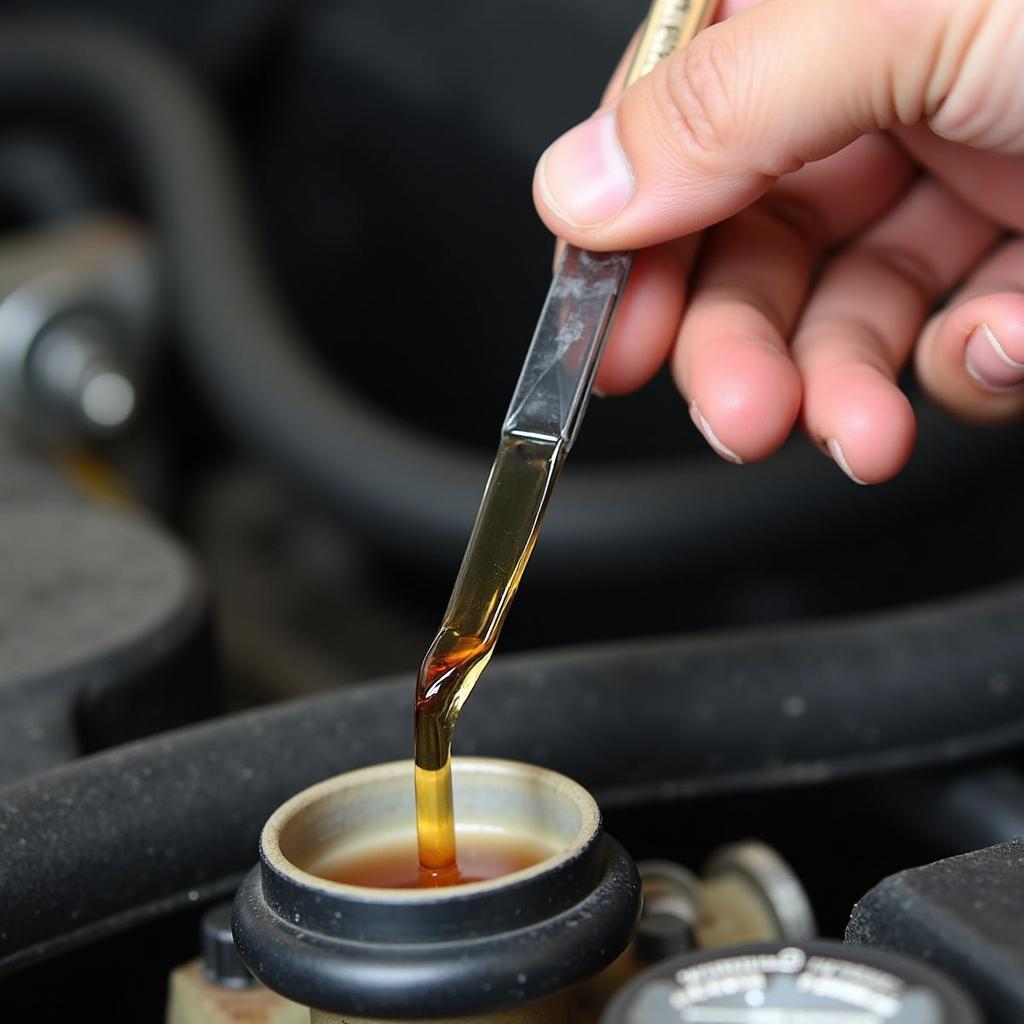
[965,323,1024,391]
[689,402,743,464]
[537,110,635,228]
[826,438,867,485]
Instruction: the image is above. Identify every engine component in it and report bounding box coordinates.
[635,842,816,967]
[872,764,1024,856]
[635,861,702,964]
[166,902,306,1024]
[847,838,1024,1024]
[602,942,982,1023]
[699,841,816,948]
[233,758,640,1022]
[200,903,253,990]
[0,497,216,784]
[3,575,1024,975]
[0,215,156,440]
[167,963,305,1024]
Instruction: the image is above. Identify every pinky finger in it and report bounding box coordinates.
[916,239,1024,424]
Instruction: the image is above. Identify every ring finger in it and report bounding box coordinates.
[792,180,999,483]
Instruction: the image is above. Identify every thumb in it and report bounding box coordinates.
[534,0,1009,250]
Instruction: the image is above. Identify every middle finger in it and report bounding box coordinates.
[674,132,915,462]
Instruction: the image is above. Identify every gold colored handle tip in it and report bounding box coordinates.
[624,0,719,88]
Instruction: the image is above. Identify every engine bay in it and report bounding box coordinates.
[2,2,1024,1021]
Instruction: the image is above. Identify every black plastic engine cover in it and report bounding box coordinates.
[847,839,1024,1023]
[0,497,217,783]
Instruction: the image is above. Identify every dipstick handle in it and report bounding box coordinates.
[625,0,719,88]
[502,0,719,448]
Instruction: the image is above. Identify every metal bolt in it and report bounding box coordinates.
[28,315,136,433]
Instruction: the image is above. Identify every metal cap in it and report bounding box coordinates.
[704,840,817,942]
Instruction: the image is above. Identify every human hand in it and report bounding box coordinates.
[533,0,1024,483]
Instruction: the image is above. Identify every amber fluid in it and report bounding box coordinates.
[414,634,491,882]
[414,434,566,884]
[319,832,554,889]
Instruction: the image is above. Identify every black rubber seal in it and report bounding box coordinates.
[257,823,605,945]
[233,834,640,1017]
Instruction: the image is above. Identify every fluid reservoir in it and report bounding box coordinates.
[233,758,641,1023]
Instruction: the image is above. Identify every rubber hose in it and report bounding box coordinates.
[0,22,1019,579]
[873,765,1024,856]
[2,578,1024,973]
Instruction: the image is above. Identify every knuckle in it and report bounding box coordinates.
[658,28,740,167]
[855,243,943,302]
[926,0,1024,149]
[932,68,1024,152]
[852,0,957,127]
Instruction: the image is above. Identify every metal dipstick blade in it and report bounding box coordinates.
[503,246,632,448]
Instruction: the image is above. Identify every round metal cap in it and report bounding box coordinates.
[704,841,817,941]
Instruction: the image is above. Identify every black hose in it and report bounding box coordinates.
[0,22,1019,579]
[3,578,1024,974]
[873,765,1024,855]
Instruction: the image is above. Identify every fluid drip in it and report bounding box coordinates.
[414,433,565,886]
